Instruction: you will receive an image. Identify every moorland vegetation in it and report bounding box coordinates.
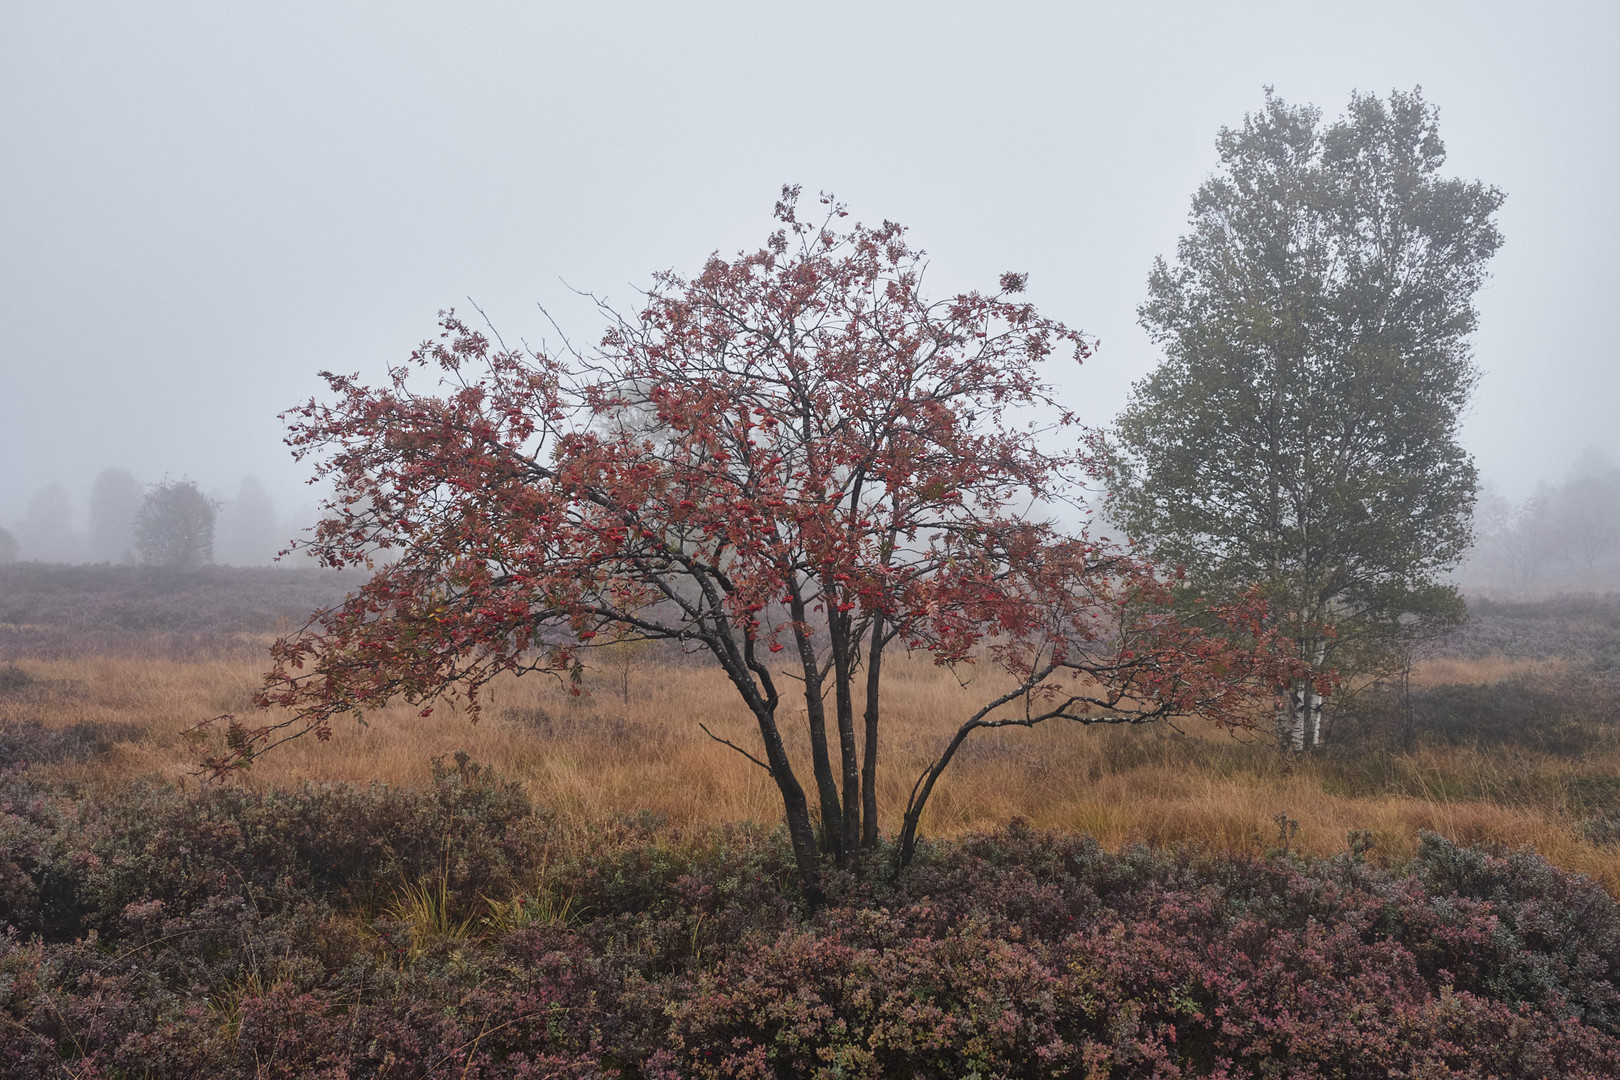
[4,567,1620,1075]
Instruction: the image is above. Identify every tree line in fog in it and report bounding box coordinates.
[0,469,312,568]
[3,451,1617,586]
[1461,446,1620,591]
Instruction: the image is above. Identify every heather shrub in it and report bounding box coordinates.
[1330,673,1620,756]
[3,765,1620,1077]
[0,665,34,696]
[1456,593,1620,674]
[0,563,368,659]
[2,751,549,943]
[1414,677,1619,754]
[1409,830,1620,1031]
[0,717,145,767]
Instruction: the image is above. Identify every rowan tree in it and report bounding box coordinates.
[219,189,1296,897]
[1107,90,1503,751]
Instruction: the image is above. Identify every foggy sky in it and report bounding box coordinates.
[3,1,1616,544]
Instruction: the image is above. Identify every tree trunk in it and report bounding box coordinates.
[1400,662,1415,752]
[1290,686,1307,752]
[790,594,844,862]
[828,606,860,862]
[1279,638,1326,752]
[860,612,884,849]
[750,701,823,904]
[1278,686,1307,751]
[714,645,823,904]
[1305,639,1327,748]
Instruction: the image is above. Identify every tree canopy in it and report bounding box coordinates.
[1106,89,1504,750]
[133,478,219,569]
[221,189,1296,896]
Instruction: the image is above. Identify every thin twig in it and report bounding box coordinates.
[698,722,773,774]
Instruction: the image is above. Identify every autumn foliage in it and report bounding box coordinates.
[225,189,1302,893]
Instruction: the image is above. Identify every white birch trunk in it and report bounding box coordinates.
[1279,684,1307,752]
[1305,640,1327,748]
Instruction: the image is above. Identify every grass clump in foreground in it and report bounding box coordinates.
[3,755,1620,1077]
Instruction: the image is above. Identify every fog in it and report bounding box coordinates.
[2,1,1616,566]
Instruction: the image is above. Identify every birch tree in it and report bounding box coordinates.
[1106,89,1503,750]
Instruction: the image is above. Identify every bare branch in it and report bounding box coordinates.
[698,722,772,775]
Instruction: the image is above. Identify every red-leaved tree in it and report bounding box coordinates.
[217,189,1300,897]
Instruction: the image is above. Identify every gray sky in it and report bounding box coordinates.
[3,0,1616,536]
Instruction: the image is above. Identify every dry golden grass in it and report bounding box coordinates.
[1410,653,1572,687]
[8,646,1620,894]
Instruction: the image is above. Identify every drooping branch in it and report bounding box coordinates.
[697,722,773,775]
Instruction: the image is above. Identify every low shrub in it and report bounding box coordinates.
[1447,593,1620,675]
[0,665,34,696]
[0,717,145,766]
[1331,672,1620,758]
[2,762,1619,1077]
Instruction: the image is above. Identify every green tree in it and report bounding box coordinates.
[134,478,219,569]
[1106,89,1503,750]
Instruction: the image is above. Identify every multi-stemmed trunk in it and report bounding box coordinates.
[783,574,888,868]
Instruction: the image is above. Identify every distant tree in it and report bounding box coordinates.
[1463,489,1517,586]
[133,479,219,568]
[1553,448,1620,572]
[0,526,17,564]
[88,468,143,563]
[219,191,1299,898]
[1503,487,1563,586]
[18,484,81,563]
[216,476,281,565]
[1106,89,1503,751]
